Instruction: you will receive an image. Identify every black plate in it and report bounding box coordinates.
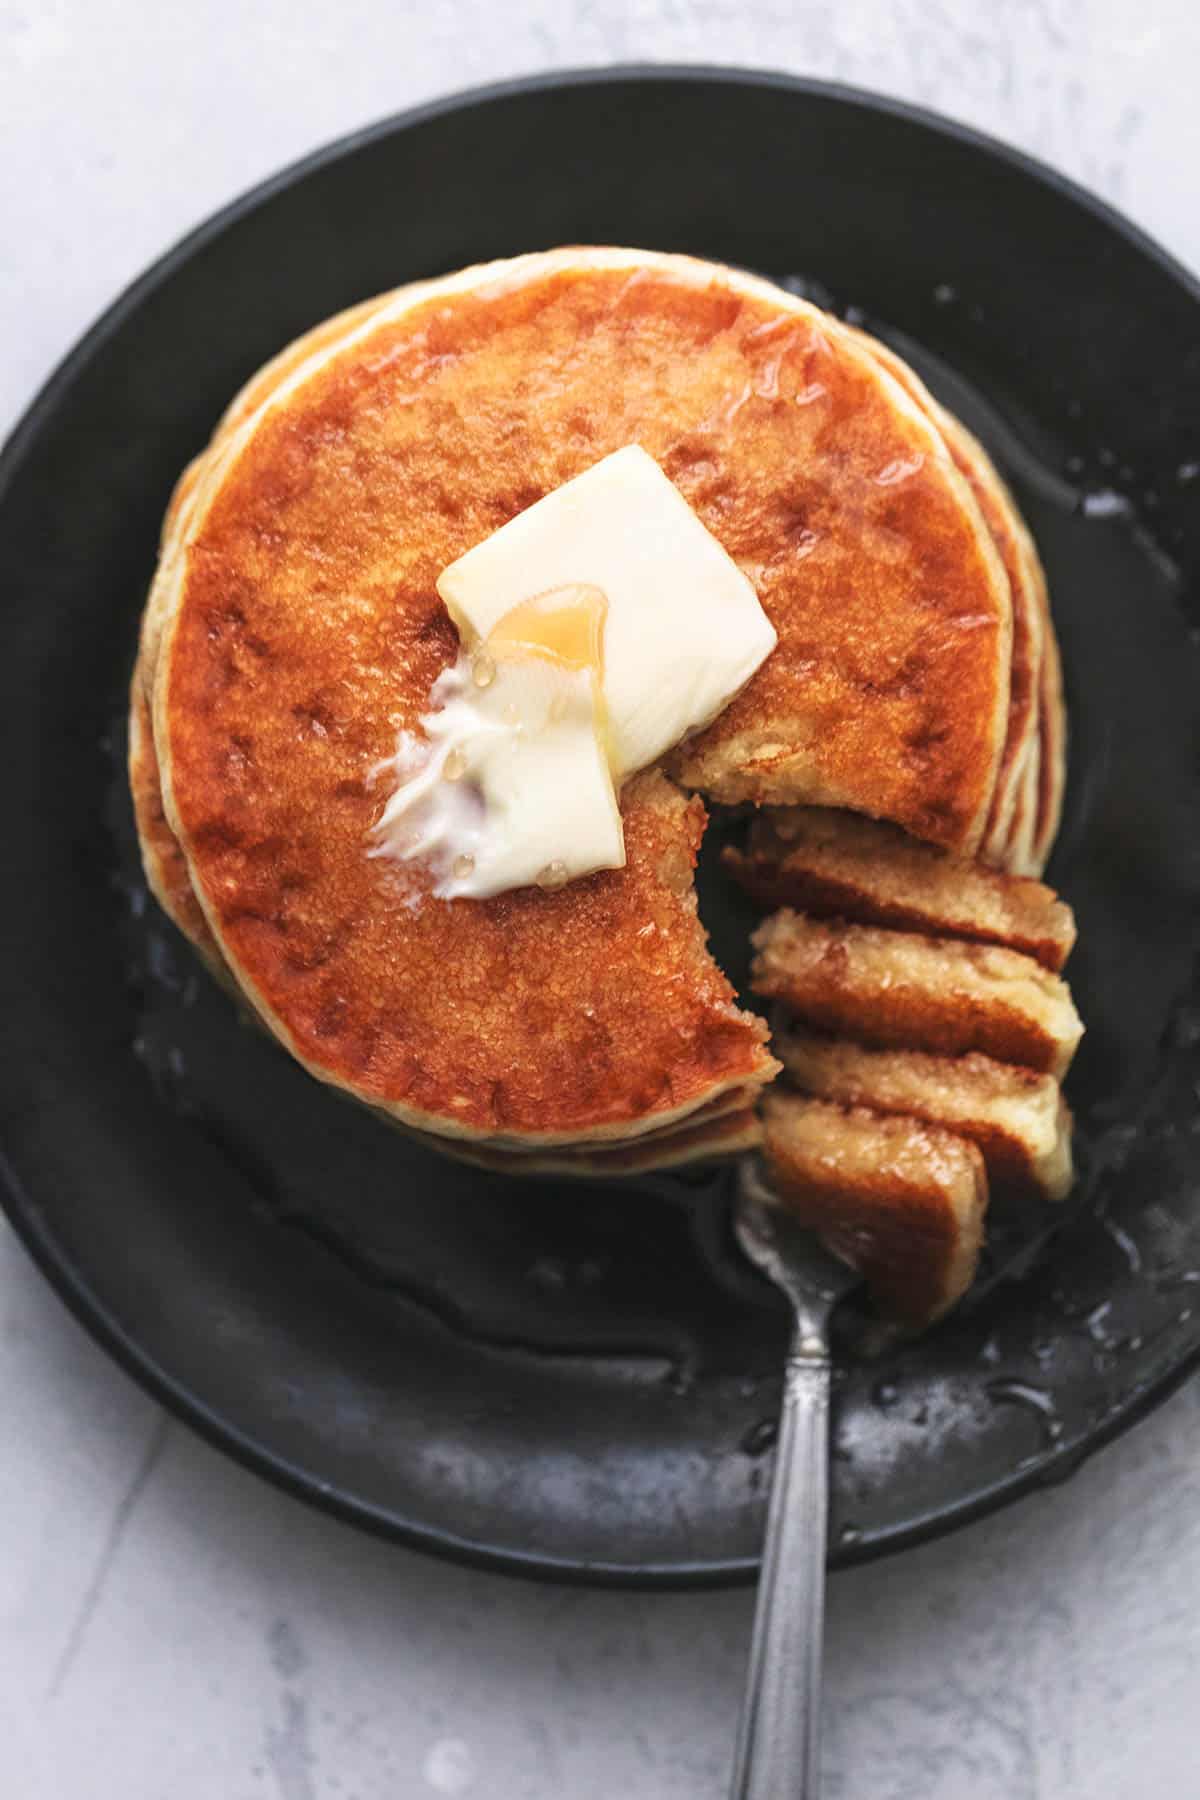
[3,69,1200,1586]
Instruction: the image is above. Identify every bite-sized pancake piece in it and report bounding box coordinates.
[847,326,1044,866]
[775,1027,1073,1199]
[752,912,1083,1076]
[762,1092,988,1321]
[725,807,1076,970]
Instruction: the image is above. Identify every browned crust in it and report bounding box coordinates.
[775,1027,1074,1199]
[762,1092,987,1322]
[725,807,1076,970]
[752,911,1082,1077]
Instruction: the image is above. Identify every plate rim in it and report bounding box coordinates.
[3,64,1199,1588]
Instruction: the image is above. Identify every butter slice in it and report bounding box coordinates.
[374,653,624,899]
[437,445,777,782]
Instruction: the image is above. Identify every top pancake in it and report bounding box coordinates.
[147,248,1013,1143]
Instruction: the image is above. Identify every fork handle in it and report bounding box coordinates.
[730,1334,831,1800]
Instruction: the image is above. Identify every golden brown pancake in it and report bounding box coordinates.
[134,679,763,1174]
[152,248,1014,844]
[135,235,1086,1281]
[762,1092,987,1322]
[133,370,770,1170]
[138,247,1024,1151]
[139,261,1034,904]
[724,807,1076,970]
[165,746,776,1143]
[751,912,1083,1077]
[775,1027,1073,1200]
[847,327,1043,866]
[156,279,1029,872]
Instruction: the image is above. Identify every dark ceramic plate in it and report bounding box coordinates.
[2,69,1199,1585]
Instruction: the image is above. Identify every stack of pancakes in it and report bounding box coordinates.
[129,247,1072,1245]
[731,810,1081,1321]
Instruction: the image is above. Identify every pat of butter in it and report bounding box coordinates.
[437,445,777,782]
[374,648,623,899]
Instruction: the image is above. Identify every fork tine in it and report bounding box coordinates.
[735,1156,859,1318]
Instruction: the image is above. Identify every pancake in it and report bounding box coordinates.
[132,704,762,1176]
[150,247,1014,840]
[1030,600,1068,875]
[1003,728,1042,877]
[775,1027,1073,1200]
[129,675,214,954]
[138,390,780,1140]
[137,246,1024,1150]
[151,274,1020,867]
[847,328,1044,867]
[448,1105,762,1177]
[134,559,770,1167]
[724,807,1076,970]
[751,912,1083,1076]
[166,747,777,1144]
[762,1092,988,1322]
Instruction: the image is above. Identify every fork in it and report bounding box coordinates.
[729,1157,858,1800]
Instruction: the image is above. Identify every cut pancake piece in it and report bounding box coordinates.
[776,1027,1073,1200]
[751,912,1083,1077]
[725,807,1076,970]
[762,1091,987,1322]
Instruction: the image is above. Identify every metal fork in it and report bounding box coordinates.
[730,1157,858,1800]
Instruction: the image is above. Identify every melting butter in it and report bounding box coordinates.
[375,446,778,901]
[438,445,777,782]
[372,633,623,900]
[484,582,608,673]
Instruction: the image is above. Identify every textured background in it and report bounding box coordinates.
[3,4,1199,1796]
